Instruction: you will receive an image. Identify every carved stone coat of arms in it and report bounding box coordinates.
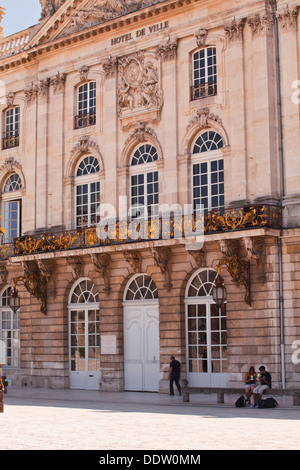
[117,51,163,117]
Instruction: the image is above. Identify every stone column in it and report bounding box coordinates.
[35,78,50,231]
[247,11,278,201]
[48,72,66,229]
[224,18,248,205]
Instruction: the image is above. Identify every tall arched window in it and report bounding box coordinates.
[75,156,100,229]
[185,268,227,387]
[0,286,20,367]
[75,81,96,129]
[191,47,217,100]
[130,144,159,219]
[68,278,100,389]
[192,131,224,213]
[3,107,20,149]
[2,173,22,243]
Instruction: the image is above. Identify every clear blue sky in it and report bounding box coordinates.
[1,0,41,37]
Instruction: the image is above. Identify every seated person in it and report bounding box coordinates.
[244,366,257,405]
[251,366,271,408]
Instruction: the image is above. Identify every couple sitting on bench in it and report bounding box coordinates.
[244,365,271,408]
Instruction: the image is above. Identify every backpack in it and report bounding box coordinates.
[258,397,278,408]
[235,395,246,407]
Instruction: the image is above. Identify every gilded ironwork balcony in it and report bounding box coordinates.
[191,81,217,100]
[0,243,13,260]
[74,112,96,129]
[8,204,282,258]
[2,131,19,149]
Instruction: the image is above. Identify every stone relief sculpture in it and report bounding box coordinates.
[56,0,166,36]
[118,51,163,116]
[40,0,65,18]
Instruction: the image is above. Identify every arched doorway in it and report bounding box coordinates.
[185,268,228,387]
[123,273,160,392]
[68,278,100,390]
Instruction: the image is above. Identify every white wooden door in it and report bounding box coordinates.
[124,302,160,392]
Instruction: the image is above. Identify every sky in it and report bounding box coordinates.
[0,0,41,37]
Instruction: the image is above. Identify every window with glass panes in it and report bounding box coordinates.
[3,107,20,149]
[192,47,217,99]
[0,287,20,367]
[192,132,224,213]
[2,174,22,243]
[76,82,96,128]
[75,156,100,229]
[130,144,159,219]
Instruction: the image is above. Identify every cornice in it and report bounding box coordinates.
[0,0,196,71]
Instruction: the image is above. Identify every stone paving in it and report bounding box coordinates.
[0,387,299,451]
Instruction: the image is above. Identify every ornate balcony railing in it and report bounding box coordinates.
[3,204,281,259]
[191,81,217,100]
[74,112,96,129]
[2,131,19,150]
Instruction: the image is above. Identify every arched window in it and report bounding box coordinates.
[70,278,99,304]
[192,131,224,213]
[3,107,20,149]
[0,286,20,367]
[3,174,22,192]
[75,81,96,129]
[192,47,217,100]
[130,144,159,219]
[124,274,158,301]
[2,173,22,243]
[193,131,223,154]
[75,156,100,229]
[185,269,227,385]
[68,279,100,389]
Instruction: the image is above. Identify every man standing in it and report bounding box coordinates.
[169,355,182,396]
[251,365,272,408]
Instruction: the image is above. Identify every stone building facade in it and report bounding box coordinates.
[0,0,299,394]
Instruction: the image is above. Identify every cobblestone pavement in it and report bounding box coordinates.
[0,388,299,451]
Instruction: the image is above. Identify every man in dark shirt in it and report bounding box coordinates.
[251,366,272,408]
[169,355,182,396]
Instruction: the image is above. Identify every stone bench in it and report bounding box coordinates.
[183,386,300,406]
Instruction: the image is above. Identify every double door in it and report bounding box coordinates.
[186,300,227,387]
[124,302,160,392]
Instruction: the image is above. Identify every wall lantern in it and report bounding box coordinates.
[9,287,20,314]
[212,266,227,307]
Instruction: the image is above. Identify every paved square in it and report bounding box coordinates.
[0,388,299,451]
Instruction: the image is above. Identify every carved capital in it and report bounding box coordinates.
[248,12,274,36]
[50,72,66,93]
[224,18,246,41]
[277,5,298,30]
[155,38,178,61]
[102,56,118,78]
